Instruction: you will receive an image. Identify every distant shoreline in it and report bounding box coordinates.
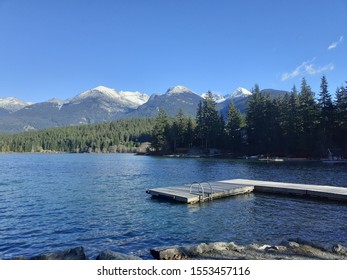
[0,151,327,163]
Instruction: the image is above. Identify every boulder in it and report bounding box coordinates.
[151,242,245,260]
[332,244,347,256]
[151,240,347,260]
[150,246,186,260]
[96,250,142,260]
[30,246,86,260]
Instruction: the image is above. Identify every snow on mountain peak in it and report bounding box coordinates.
[94,85,111,91]
[0,97,32,112]
[119,90,149,106]
[231,87,252,99]
[201,92,226,103]
[71,86,149,108]
[165,85,194,95]
[79,86,118,99]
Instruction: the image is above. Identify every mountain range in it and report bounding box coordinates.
[0,85,287,133]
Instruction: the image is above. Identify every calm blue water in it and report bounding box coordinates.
[0,153,347,259]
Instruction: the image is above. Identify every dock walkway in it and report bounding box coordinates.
[146,179,347,204]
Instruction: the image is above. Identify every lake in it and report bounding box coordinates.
[0,153,347,259]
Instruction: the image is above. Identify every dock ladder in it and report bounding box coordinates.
[189,181,213,202]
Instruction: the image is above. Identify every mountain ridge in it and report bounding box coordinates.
[0,97,33,113]
[0,85,288,133]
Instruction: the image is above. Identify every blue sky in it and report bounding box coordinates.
[0,0,346,102]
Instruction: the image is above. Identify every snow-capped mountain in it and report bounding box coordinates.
[70,86,149,109]
[230,87,252,99]
[200,87,252,103]
[0,86,150,132]
[201,92,227,103]
[0,97,32,113]
[0,85,288,133]
[126,85,203,118]
[165,85,198,96]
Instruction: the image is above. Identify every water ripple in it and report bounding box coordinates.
[1,154,347,259]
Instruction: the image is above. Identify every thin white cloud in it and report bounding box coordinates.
[305,63,334,75]
[281,59,334,81]
[328,36,344,50]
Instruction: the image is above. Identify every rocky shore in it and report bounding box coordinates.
[150,239,347,260]
[8,239,347,260]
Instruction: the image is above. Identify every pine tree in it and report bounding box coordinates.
[185,117,195,148]
[195,91,221,150]
[175,109,187,148]
[298,77,319,156]
[226,102,242,153]
[276,85,300,156]
[334,84,347,153]
[246,84,266,154]
[195,101,204,148]
[317,75,334,153]
[151,109,170,153]
[287,88,300,156]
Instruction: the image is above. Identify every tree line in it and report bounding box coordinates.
[152,76,347,158]
[0,118,155,153]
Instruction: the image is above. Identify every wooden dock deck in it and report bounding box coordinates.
[226,179,347,202]
[146,179,347,204]
[146,181,254,204]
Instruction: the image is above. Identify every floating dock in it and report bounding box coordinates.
[146,181,254,204]
[146,179,347,204]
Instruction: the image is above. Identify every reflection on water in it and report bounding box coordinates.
[0,153,346,259]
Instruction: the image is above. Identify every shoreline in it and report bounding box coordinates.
[0,150,329,162]
[2,151,344,165]
[5,239,347,260]
[150,240,347,260]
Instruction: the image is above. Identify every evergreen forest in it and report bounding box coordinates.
[151,76,347,158]
[0,118,155,153]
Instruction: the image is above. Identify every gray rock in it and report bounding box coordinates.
[96,250,142,260]
[151,240,347,260]
[280,240,300,248]
[265,246,280,252]
[30,246,86,260]
[226,242,244,252]
[332,244,347,256]
[150,246,186,260]
[151,242,245,260]
[287,238,326,251]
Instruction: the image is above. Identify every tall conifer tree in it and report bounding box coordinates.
[318,75,334,152]
[226,102,242,153]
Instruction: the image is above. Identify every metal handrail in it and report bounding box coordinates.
[200,181,212,194]
[190,182,204,196]
[190,182,205,202]
[190,181,214,202]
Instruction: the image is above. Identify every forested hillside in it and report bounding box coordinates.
[0,118,155,153]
